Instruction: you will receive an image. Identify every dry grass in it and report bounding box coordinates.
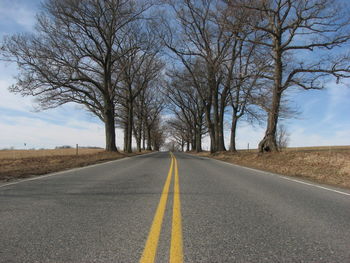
[0,148,104,159]
[237,145,350,153]
[192,148,350,189]
[0,149,151,182]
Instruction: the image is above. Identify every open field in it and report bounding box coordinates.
[191,146,350,189]
[237,145,350,153]
[0,149,150,182]
[0,148,104,159]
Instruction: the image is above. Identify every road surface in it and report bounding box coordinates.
[1,151,350,262]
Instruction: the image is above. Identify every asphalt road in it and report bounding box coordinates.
[1,151,350,262]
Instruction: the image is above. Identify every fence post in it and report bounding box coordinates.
[76,144,78,156]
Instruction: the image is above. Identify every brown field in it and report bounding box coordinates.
[0,148,150,182]
[237,145,350,153]
[0,148,104,159]
[191,146,350,189]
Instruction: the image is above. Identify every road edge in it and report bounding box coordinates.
[0,151,159,189]
[184,152,350,197]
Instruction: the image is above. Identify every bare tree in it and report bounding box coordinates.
[142,86,165,151]
[276,124,290,150]
[166,118,188,152]
[1,0,151,151]
[220,13,269,152]
[150,117,166,151]
[229,0,350,152]
[165,69,206,152]
[163,0,236,153]
[116,22,164,153]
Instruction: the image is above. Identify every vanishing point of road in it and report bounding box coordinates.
[1,151,350,262]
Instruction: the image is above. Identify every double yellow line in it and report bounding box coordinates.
[139,152,183,263]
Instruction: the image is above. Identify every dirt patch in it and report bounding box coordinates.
[0,150,151,182]
[190,150,350,189]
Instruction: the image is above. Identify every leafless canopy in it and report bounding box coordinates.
[1,0,152,151]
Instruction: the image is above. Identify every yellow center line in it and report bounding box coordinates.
[139,155,174,263]
[139,153,184,263]
[170,153,184,263]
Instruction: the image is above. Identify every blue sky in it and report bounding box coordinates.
[0,0,349,150]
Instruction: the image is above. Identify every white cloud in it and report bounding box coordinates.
[289,126,350,147]
[0,114,125,149]
[233,123,265,150]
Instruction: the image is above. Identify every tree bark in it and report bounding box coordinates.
[192,133,197,151]
[259,46,282,153]
[204,104,216,153]
[218,109,226,152]
[147,126,152,151]
[142,125,146,150]
[195,126,202,152]
[229,114,238,152]
[126,99,133,153]
[104,103,117,152]
[123,125,128,152]
[136,130,141,152]
[258,89,281,152]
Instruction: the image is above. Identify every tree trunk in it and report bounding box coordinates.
[104,103,117,152]
[136,113,143,152]
[229,114,238,152]
[217,112,226,152]
[192,132,197,151]
[213,87,220,152]
[132,122,142,153]
[126,100,133,153]
[258,89,281,152]
[195,126,202,152]
[142,126,146,150]
[259,46,282,153]
[147,126,152,151]
[204,104,216,153]
[136,136,141,152]
[218,86,228,152]
[123,124,128,152]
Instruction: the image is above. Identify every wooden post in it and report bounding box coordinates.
[76,144,78,156]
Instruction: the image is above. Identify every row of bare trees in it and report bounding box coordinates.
[1,0,350,153]
[1,0,166,152]
[164,0,350,153]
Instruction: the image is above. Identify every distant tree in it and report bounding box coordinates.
[150,118,166,151]
[166,118,189,152]
[143,86,165,151]
[115,21,164,153]
[163,0,236,153]
[1,0,151,151]
[165,69,206,152]
[276,124,290,150]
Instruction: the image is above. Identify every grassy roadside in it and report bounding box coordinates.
[0,149,152,182]
[189,149,350,189]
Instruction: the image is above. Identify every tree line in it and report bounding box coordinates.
[1,0,350,153]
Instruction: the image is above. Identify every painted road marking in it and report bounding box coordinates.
[140,153,184,263]
[207,156,350,197]
[170,153,184,263]
[140,155,174,263]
